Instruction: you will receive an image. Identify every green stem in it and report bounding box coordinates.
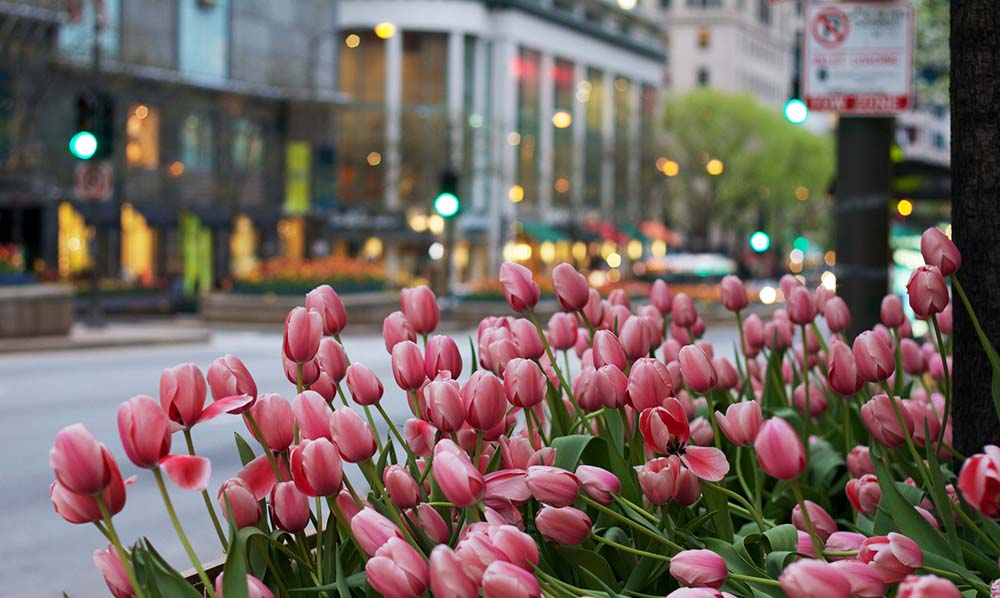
[360,460,424,554]
[930,314,952,446]
[730,573,782,588]
[296,362,304,395]
[579,495,683,552]
[315,497,323,586]
[952,276,1000,370]
[529,309,585,427]
[800,324,813,435]
[789,478,824,561]
[183,430,228,551]
[334,383,350,408]
[703,390,722,449]
[96,495,146,598]
[614,495,660,524]
[244,412,284,481]
[703,480,767,531]
[152,468,215,597]
[375,402,414,463]
[590,534,670,561]
[326,497,366,560]
[919,566,992,595]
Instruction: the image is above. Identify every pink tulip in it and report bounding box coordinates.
[392,340,426,391]
[754,418,806,480]
[899,337,926,375]
[499,435,553,470]
[957,445,1000,518]
[535,505,591,544]
[482,561,541,598]
[367,537,430,598]
[217,478,261,528]
[315,338,347,384]
[117,396,171,469]
[651,279,673,313]
[552,263,590,311]
[846,473,882,515]
[50,449,127,524]
[920,226,961,276]
[907,266,949,319]
[246,394,294,452]
[628,357,674,411]
[824,532,864,556]
[50,424,111,496]
[160,362,208,428]
[351,506,404,556]
[283,354,320,386]
[291,391,333,441]
[608,287,630,308]
[433,439,485,507]
[779,559,852,598]
[283,306,322,364]
[938,303,953,333]
[484,469,531,508]
[593,364,629,409]
[637,457,678,505]
[410,503,449,544]
[712,357,739,390]
[344,363,383,406]
[207,354,258,403]
[576,465,620,505]
[859,533,923,583]
[490,524,539,570]
[290,438,343,497]
[455,531,502,583]
[525,465,579,507]
[852,330,895,382]
[405,418,437,457]
[330,408,377,462]
[678,345,717,393]
[383,310,417,353]
[382,464,420,509]
[511,318,545,360]
[270,481,309,532]
[719,275,748,312]
[823,296,852,333]
[671,293,697,328]
[591,329,627,370]
[861,394,913,448]
[430,545,479,598]
[787,287,817,325]
[792,500,837,541]
[665,589,727,598]
[462,371,507,431]
[670,549,727,588]
[878,294,904,328]
[582,288,604,326]
[547,313,578,350]
[401,285,440,335]
[639,400,691,453]
[826,339,862,396]
[793,383,827,417]
[847,446,875,478]
[898,574,961,598]
[93,545,134,598]
[743,313,765,352]
[424,335,462,379]
[620,316,657,361]
[420,375,462,432]
[215,573,274,598]
[503,358,547,408]
[499,261,541,312]
[815,284,835,312]
[715,401,762,446]
[763,320,792,351]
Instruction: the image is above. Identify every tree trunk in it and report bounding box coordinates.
[950,1,1000,454]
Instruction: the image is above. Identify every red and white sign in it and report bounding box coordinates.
[75,162,113,202]
[803,1,914,115]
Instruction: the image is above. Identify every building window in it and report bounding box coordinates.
[232,118,263,172]
[515,47,542,206]
[687,0,721,7]
[400,31,448,207]
[933,133,946,149]
[552,58,574,208]
[179,0,229,81]
[757,0,772,24]
[583,67,603,209]
[613,76,631,215]
[337,29,387,206]
[661,0,671,7]
[180,114,214,172]
[126,104,160,169]
[697,67,710,86]
[120,203,156,285]
[697,29,711,48]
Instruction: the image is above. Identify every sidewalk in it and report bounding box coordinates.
[0,318,210,354]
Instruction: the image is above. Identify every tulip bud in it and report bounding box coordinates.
[787,287,817,325]
[313,338,347,385]
[627,357,673,411]
[825,532,866,559]
[217,478,261,528]
[906,265,950,319]
[592,330,627,370]
[547,312,578,351]
[270,481,310,532]
[50,424,111,496]
[482,561,541,598]
[898,574,961,598]
[920,226,961,276]
[619,316,656,361]
[93,545,134,598]
[401,285,440,335]
[957,445,1000,518]
[780,559,852,598]
[671,293,697,328]
[650,279,673,313]
[410,503,449,544]
[306,284,347,335]
[525,465,579,507]
[207,354,258,403]
[582,288,604,326]
[430,545,479,598]
[846,445,875,478]
[283,307,322,364]
[669,549,727,588]
[117,396,173,471]
[715,401,762,446]
[244,394,294,452]
[503,358,547,408]
[846,473,882,515]
[214,573,274,598]
[877,294,904,329]
[423,334,462,380]
[576,465,620,505]
[712,357,739,390]
[859,533,923,583]
[391,340,426,391]
[852,330,895,382]
[754,418,806,480]
[499,261,540,312]
[937,303,953,334]
[678,345,717,394]
[793,383,827,417]
[552,263,590,311]
[861,394,913,448]
[719,275,748,312]
[343,362,383,407]
[404,418,437,457]
[792,500,837,541]
[351,506,404,556]
[637,457,677,505]
[383,310,417,353]
[462,371,507,431]
[535,505,591,544]
[433,439,485,507]
[290,438,343,497]
[330,408,377,463]
[160,362,208,428]
[821,296,851,333]
[508,317,543,360]
[367,537,430,598]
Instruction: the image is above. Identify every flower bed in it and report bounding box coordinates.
[49,226,1000,598]
[236,256,384,295]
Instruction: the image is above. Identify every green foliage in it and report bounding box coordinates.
[663,89,834,243]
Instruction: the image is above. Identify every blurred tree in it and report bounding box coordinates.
[950,0,1000,453]
[913,0,949,105]
[663,89,834,249]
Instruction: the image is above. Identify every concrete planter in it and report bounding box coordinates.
[0,284,75,337]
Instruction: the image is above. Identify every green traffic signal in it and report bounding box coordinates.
[783,99,808,124]
[749,231,771,253]
[70,131,98,160]
[434,192,460,218]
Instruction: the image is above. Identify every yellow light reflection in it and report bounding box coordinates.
[551,111,572,128]
[374,22,396,39]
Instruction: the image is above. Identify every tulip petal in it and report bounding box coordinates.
[196,395,255,424]
[237,454,290,500]
[681,445,730,481]
[158,454,211,491]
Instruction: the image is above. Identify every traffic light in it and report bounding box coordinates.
[71,91,113,160]
[434,169,461,218]
[783,98,808,124]
[784,32,807,125]
[749,231,771,253]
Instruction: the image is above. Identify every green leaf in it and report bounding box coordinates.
[993,367,1000,430]
[552,434,594,471]
[761,524,798,553]
[807,439,845,489]
[468,336,478,374]
[132,540,203,598]
[555,545,618,589]
[871,446,952,558]
[700,482,734,542]
[604,408,626,456]
[234,432,256,467]
[222,527,251,598]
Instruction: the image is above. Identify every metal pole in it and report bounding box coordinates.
[87,4,105,327]
[834,116,893,339]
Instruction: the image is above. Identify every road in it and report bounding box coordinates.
[2,323,738,597]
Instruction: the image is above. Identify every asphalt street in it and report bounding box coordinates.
[2,323,738,597]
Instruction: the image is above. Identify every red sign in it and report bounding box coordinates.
[75,162,113,202]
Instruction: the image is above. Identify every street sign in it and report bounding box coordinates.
[75,162,113,202]
[803,1,914,114]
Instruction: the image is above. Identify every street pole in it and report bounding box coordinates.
[87,5,105,327]
[833,116,893,340]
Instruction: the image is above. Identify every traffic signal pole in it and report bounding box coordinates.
[834,116,894,339]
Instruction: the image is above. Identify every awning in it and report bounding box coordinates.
[585,222,629,245]
[519,221,570,243]
[620,224,649,244]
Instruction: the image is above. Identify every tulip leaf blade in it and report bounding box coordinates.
[603,407,626,456]
[233,432,256,467]
[555,545,618,590]
[552,433,594,471]
[132,539,203,598]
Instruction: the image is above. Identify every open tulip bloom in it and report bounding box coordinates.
[48,230,1000,598]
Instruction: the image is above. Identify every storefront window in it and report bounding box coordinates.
[640,84,659,218]
[232,118,263,172]
[120,203,155,285]
[57,202,89,277]
[278,217,305,260]
[179,0,229,82]
[338,29,387,206]
[126,104,160,169]
[181,114,214,172]
[583,67,604,209]
[515,48,541,206]
[400,32,448,206]
[230,214,258,279]
[552,58,574,208]
[613,76,632,214]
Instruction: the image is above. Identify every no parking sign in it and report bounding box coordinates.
[803,1,914,114]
